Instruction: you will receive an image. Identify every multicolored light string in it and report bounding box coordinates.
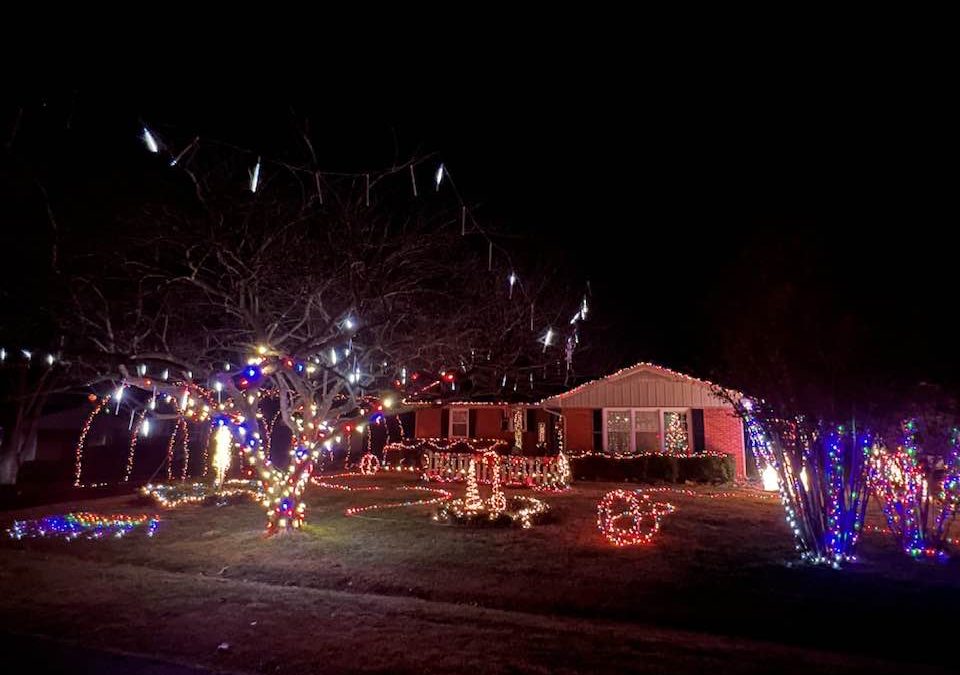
[6,512,160,540]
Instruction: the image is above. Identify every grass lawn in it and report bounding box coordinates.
[1,473,957,674]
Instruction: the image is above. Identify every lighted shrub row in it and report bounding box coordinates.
[571,453,735,484]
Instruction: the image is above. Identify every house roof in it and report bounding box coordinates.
[538,361,742,409]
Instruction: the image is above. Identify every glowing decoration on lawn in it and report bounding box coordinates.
[761,464,779,491]
[7,512,159,540]
[435,450,549,528]
[597,489,676,546]
[142,126,159,153]
[141,480,261,509]
[486,451,506,513]
[740,403,872,567]
[359,452,380,476]
[343,485,453,517]
[867,420,960,561]
[212,423,233,488]
[464,459,484,511]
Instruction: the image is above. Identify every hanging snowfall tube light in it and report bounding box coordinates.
[250,157,261,193]
[542,327,554,352]
[435,163,445,190]
[142,127,159,153]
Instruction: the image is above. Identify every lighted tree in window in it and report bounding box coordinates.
[664,412,688,455]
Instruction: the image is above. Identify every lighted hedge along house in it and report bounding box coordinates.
[409,362,747,481]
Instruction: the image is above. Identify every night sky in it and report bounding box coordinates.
[2,67,953,398]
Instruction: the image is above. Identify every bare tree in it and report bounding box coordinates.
[67,135,588,532]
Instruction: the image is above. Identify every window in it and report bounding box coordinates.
[606,410,632,454]
[449,409,469,438]
[603,408,691,455]
[634,411,660,452]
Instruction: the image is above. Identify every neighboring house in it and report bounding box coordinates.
[410,362,748,479]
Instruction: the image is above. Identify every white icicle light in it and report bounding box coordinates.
[330,348,338,365]
[114,385,125,401]
[142,127,159,153]
[161,369,169,381]
[46,354,55,366]
[435,163,445,189]
[141,419,151,437]
[137,363,147,376]
[250,157,261,193]
[509,272,517,299]
[21,349,32,360]
[213,425,233,488]
[0,348,6,362]
[542,327,554,352]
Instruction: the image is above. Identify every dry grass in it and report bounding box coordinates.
[0,474,957,674]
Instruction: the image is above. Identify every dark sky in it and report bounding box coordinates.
[2,64,954,394]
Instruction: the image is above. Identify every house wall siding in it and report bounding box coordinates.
[563,409,595,453]
[703,407,746,479]
[415,408,442,438]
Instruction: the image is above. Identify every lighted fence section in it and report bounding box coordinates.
[422,449,569,488]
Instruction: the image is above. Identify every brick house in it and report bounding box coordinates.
[408,362,747,479]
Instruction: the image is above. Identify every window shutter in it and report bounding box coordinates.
[691,409,705,454]
[440,409,449,438]
[592,409,603,452]
[468,409,477,438]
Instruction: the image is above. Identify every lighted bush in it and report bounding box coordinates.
[571,454,735,484]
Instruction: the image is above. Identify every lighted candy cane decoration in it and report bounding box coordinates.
[485,450,506,513]
[73,395,111,486]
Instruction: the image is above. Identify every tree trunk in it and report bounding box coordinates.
[0,421,36,484]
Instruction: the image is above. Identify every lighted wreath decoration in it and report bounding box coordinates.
[597,489,676,546]
[359,452,381,476]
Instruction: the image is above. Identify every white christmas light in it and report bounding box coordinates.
[161,369,169,381]
[330,348,338,365]
[435,163,445,189]
[213,425,233,488]
[137,363,147,376]
[45,354,55,366]
[762,465,779,491]
[343,317,355,330]
[21,349,32,360]
[142,127,159,153]
[509,272,517,299]
[141,419,151,437]
[0,348,6,362]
